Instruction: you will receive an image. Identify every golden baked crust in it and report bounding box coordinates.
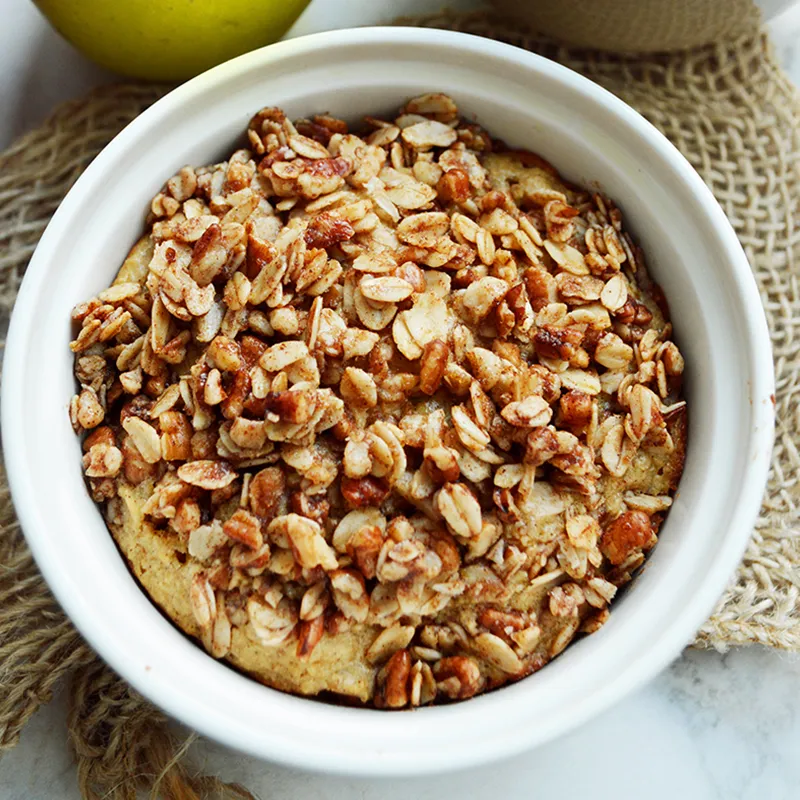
[111,482,378,699]
[70,94,687,707]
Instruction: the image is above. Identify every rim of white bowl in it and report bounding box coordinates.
[2,27,774,775]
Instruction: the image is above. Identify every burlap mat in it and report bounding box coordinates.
[0,11,798,799]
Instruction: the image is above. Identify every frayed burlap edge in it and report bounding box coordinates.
[0,476,255,799]
[0,10,798,798]
[0,89,254,799]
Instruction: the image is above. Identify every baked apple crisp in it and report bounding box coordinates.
[70,94,686,707]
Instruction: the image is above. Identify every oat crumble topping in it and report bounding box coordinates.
[70,93,687,707]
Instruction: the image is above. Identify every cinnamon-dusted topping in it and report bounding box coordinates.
[72,94,686,708]
[600,510,655,566]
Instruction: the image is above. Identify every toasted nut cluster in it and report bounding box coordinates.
[71,94,686,708]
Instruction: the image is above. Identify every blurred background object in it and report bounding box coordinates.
[489,0,796,51]
[27,0,800,84]
[1,0,483,147]
[32,0,312,80]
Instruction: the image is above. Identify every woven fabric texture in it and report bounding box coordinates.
[488,0,760,52]
[0,11,798,798]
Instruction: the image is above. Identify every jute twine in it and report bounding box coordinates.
[0,11,798,798]
[488,0,762,53]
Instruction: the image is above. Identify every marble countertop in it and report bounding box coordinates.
[2,1,800,798]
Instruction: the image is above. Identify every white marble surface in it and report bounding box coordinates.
[3,648,800,800]
[2,1,800,798]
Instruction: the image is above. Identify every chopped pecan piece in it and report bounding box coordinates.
[375,649,412,709]
[290,491,330,527]
[600,510,654,566]
[437,168,471,204]
[346,524,384,580]
[223,509,263,550]
[341,476,390,508]
[534,325,583,361]
[419,339,449,395]
[558,390,593,432]
[434,656,483,699]
[303,212,355,249]
[296,616,325,658]
[264,391,316,425]
[120,434,159,484]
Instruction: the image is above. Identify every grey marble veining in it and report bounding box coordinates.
[185,649,800,800]
[3,648,800,800]
[665,650,800,799]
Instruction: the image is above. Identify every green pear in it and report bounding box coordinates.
[34,0,311,80]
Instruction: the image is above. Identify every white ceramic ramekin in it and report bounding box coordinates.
[2,27,774,776]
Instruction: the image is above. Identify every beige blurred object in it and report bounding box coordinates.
[489,0,761,51]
